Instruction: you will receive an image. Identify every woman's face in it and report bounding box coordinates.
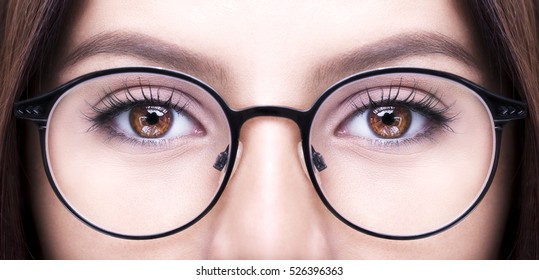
[25,0,517,259]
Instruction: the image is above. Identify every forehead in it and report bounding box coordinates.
[68,1,471,42]
[57,0,482,108]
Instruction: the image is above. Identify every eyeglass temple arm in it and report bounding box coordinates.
[13,89,60,125]
[491,100,527,126]
[479,88,527,126]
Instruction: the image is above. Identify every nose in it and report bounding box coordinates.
[207,117,331,259]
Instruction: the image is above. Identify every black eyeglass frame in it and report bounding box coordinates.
[14,66,528,240]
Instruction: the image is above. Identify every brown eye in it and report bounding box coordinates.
[367,106,411,138]
[129,106,172,138]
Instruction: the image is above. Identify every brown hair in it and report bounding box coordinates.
[470,0,539,258]
[1,0,538,259]
[0,0,72,259]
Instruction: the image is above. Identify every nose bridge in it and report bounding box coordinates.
[207,115,330,259]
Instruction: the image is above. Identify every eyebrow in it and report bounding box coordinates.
[62,31,230,87]
[63,31,477,93]
[312,32,479,87]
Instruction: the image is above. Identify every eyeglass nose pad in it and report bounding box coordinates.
[212,142,243,181]
[311,146,327,172]
[297,142,327,178]
[213,145,230,171]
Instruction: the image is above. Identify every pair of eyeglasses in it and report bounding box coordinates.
[15,67,527,240]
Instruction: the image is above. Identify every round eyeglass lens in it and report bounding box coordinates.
[45,72,231,237]
[309,72,495,237]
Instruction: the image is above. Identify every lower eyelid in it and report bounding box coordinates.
[86,120,203,151]
[333,125,446,157]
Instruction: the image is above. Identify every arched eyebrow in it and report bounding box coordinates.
[312,32,479,87]
[61,31,230,87]
[63,31,477,91]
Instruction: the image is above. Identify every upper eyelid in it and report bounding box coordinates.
[345,85,445,111]
[342,85,457,127]
[86,86,198,126]
[94,82,200,108]
[93,83,210,118]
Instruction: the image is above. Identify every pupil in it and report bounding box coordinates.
[381,112,396,125]
[146,112,159,125]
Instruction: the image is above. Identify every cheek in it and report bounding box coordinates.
[323,125,515,259]
[22,123,217,259]
[22,121,515,259]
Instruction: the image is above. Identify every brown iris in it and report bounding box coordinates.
[368,106,411,138]
[129,106,172,138]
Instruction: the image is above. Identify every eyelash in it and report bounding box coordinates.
[86,82,455,148]
[86,85,191,144]
[347,85,457,145]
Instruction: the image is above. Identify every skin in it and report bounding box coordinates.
[24,0,517,259]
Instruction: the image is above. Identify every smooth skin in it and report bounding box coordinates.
[24,0,516,259]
